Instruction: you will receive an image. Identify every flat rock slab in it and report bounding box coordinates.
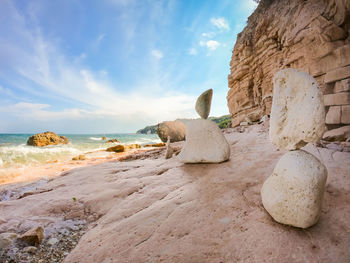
[0,125,349,262]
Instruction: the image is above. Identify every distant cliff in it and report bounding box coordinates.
[136,115,231,134]
[136,125,158,134]
[228,0,350,128]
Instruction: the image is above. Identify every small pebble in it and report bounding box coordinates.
[22,246,38,254]
[47,237,59,246]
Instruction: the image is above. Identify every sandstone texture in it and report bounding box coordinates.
[227,0,350,130]
[261,150,327,229]
[27,132,69,147]
[0,125,349,262]
[269,69,325,150]
[323,125,350,141]
[177,119,230,163]
[18,226,44,246]
[157,120,186,143]
[195,89,213,119]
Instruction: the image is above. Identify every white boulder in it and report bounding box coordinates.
[261,150,327,228]
[177,119,230,163]
[269,68,325,150]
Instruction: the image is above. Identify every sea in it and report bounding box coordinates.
[0,133,161,170]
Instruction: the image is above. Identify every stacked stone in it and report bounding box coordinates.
[261,69,328,229]
[177,89,231,163]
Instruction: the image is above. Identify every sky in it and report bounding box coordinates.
[0,0,257,133]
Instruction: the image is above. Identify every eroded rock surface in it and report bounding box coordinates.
[261,150,327,229]
[269,69,325,150]
[1,125,349,262]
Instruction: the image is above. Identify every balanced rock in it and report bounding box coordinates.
[157,120,186,143]
[27,131,69,147]
[269,69,325,150]
[261,150,327,228]
[177,119,230,163]
[195,89,213,119]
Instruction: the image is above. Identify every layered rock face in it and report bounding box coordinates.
[227,0,350,128]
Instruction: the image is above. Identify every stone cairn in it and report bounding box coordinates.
[177,89,230,163]
[261,68,328,228]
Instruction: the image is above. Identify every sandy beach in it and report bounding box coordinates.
[0,123,349,262]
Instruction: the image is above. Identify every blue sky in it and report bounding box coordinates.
[0,0,257,133]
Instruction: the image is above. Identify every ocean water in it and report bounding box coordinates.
[0,133,161,169]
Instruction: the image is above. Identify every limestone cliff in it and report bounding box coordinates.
[227,0,350,128]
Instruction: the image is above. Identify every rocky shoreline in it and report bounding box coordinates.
[0,123,349,262]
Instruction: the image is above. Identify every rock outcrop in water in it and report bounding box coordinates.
[227,0,350,131]
[27,132,69,147]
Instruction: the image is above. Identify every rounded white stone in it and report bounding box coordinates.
[261,150,327,228]
[177,119,230,163]
[269,68,325,150]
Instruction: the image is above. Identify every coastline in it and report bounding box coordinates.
[0,124,349,262]
[0,147,157,188]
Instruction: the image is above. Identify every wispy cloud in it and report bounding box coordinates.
[188,48,198,55]
[210,17,230,31]
[0,1,197,132]
[97,34,105,44]
[199,40,220,51]
[151,49,164,59]
[201,32,215,38]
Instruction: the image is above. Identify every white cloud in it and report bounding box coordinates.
[151,49,164,59]
[200,40,220,51]
[201,32,215,38]
[0,1,199,132]
[188,48,197,55]
[210,17,230,31]
[0,102,88,120]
